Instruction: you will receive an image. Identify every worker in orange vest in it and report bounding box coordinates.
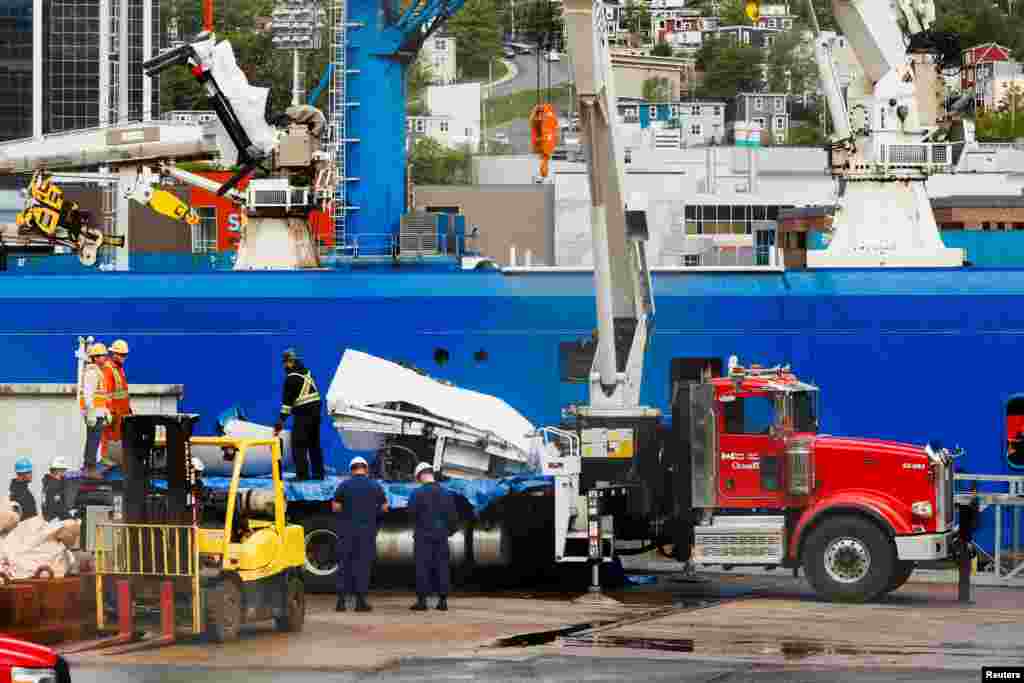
[80,342,111,479]
[101,339,131,467]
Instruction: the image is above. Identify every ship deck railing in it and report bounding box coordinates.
[956,473,1024,585]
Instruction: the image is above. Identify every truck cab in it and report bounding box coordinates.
[684,360,957,602]
[0,637,71,683]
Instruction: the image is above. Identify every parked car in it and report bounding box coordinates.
[491,132,510,146]
[0,637,71,683]
[503,47,516,59]
[545,50,561,62]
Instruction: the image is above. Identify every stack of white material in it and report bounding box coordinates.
[0,501,81,579]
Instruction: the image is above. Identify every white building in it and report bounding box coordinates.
[475,146,1024,268]
[419,34,457,85]
[975,60,1024,111]
[409,82,481,149]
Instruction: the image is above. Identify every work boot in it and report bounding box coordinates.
[335,596,346,612]
[410,595,428,611]
[355,595,372,612]
[436,596,448,611]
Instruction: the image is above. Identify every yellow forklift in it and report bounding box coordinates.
[90,415,306,646]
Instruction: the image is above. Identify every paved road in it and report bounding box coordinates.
[491,53,572,98]
[67,659,986,682]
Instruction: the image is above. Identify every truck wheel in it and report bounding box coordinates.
[802,516,894,603]
[207,577,243,643]
[302,514,339,593]
[275,574,305,633]
[883,560,916,595]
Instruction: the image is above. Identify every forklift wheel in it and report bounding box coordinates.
[207,577,243,643]
[275,574,306,633]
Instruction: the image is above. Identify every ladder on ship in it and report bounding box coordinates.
[329,0,362,258]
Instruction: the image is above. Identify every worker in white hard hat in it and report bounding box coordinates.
[80,342,111,480]
[331,455,388,613]
[408,462,458,612]
[42,456,71,521]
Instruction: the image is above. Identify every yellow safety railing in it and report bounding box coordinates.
[94,523,201,634]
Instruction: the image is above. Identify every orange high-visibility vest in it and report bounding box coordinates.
[79,363,109,413]
[110,363,130,416]
[102,364,126,441]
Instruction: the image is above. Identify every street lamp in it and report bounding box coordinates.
[270,0,327,106]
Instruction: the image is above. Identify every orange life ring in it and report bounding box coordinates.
[529,103,560,177]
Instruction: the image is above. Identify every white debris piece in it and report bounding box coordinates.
[0,517,80,579]
[327,349,537,454]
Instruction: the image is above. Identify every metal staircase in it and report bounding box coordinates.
[329,0,362,256]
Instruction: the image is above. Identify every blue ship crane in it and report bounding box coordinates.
[327,0,469,259]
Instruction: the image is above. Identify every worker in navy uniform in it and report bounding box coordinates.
[41,457,72,521]
[332,456,389,612]
[409,462,458,612]
[10,457,37,520]
[273,348,325,481]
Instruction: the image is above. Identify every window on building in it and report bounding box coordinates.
[765,35,775,47]
[440,121,448,132]
[753,116,766,128]
[465,128,472,137]
[691,123,703,136]
[670,104,679,116]
[774,97,784,112]
[693,105,702,115]
[754,96,764,110]
[683,254,702,266]
[742,30,751,44]
[649,105,658,118]
[774,116,785,129]
[415,119,425,133]
[192,207,217,254]
[775,132,785,144]
[435,39,446,50]
[713,105,721,116]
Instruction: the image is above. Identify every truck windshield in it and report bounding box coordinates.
[791,390,818,433]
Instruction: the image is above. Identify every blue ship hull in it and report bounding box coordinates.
[3,267,1022,550]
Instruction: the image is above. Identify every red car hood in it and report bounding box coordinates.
[0,637,57,669]
[813,435,927,461]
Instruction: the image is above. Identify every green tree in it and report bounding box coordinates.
[409,137,475,184]
[621,0,652,37]
[719,0,753,26]
[696,37,765,97]
[788,123,826,146]
[764,28,816,94]
[446,0,504,80]
[408,61,434,101]
[651,41,673,57]
[642,76,672,102]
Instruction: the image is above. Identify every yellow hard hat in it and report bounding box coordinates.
[110,339,129,354]
[89,342,108,357]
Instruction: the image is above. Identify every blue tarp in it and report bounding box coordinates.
[141,473,554,515]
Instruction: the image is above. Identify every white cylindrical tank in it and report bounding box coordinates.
[191,419,296,477]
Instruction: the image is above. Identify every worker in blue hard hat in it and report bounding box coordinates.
[274,348,325,481]
[409,462,458,612]
[10,457,37,520]
[331,456,388,613]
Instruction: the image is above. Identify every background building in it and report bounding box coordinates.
[729,93,789,144]
[0,0,160,143]
[424,82,481,149]
[419,33,457,85]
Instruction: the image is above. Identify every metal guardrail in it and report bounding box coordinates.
[955,473,1024,584]
[329,231,466,259]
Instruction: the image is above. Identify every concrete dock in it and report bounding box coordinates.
[63,571,1024,678]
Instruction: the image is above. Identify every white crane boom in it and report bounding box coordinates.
[563,0,655,411]
[802,0,970,268]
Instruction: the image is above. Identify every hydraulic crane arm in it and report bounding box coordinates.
[563,0,654,410]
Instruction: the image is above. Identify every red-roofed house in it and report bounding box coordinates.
[962,42,1014,93]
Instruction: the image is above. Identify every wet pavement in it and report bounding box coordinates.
[61,572,1024,680]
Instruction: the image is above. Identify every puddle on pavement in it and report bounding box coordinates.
[493,622,607,648]
[564,635,695,653]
